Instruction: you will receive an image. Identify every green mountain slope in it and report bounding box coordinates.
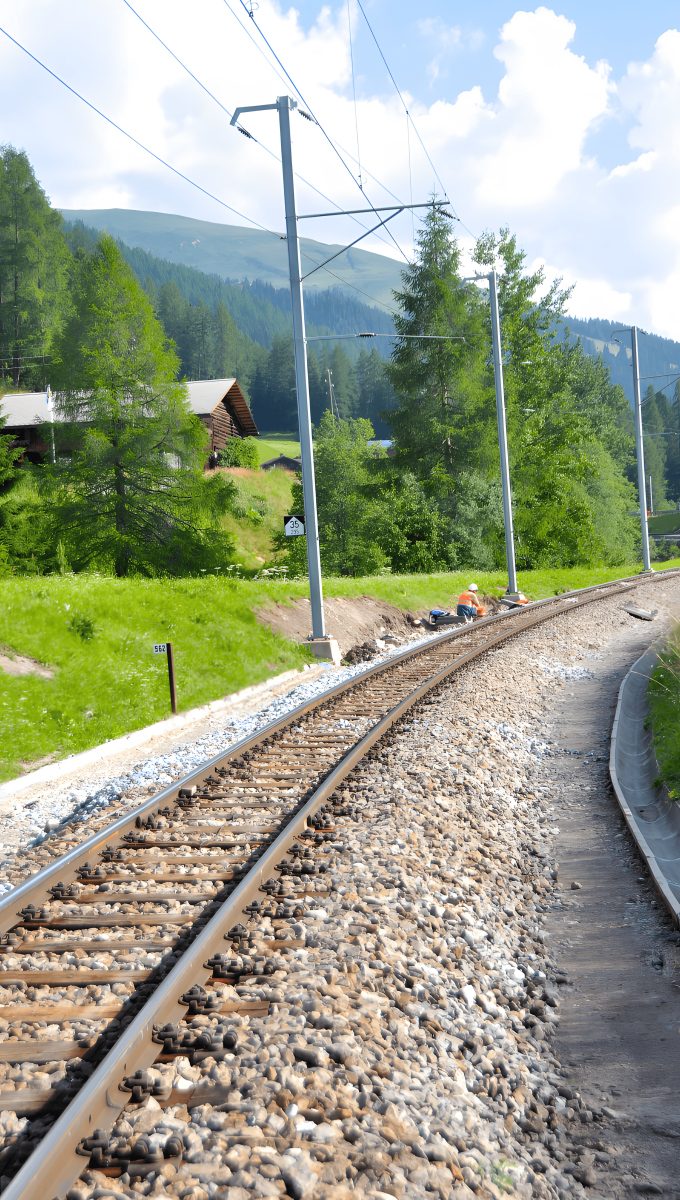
[58,207,404,308]
[564,316,680,405]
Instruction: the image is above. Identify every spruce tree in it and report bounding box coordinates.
[356,347,396,435]
[306,347,328,426]
[638,386,667,511]
[0,146,69,387]
[385,204,484,481]
[189,299,215,380]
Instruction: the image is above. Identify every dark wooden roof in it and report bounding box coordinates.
[261,453,301,471]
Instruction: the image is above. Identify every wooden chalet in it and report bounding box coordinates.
[0,379,257,469]
[0,392,53,463]
[185,379,258,468]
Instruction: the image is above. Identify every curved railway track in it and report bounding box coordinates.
[0,570,672,1200]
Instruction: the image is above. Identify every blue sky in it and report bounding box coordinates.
[1,2,680,336]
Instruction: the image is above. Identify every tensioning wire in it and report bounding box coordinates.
[221,0,434,243]
[354,0,479,241]
[234,0,411,264]
[0,23,398,315]
[122,0,394,256]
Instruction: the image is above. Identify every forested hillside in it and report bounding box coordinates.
[62,219,396,354]
[564,316,680,404]
[2,144,678,585]
[61,219,680,457]
[58,206,403,306]
[62,218,398,434]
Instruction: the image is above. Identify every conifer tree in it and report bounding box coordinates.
[356,347,396,436]
[46,235,234,576]
[0,146,69,386]
[637,385,668,511]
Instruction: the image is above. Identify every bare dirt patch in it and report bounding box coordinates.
[255,594,424,659]
[0,650,54,680]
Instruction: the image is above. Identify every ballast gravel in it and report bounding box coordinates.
[0,589,665,1199]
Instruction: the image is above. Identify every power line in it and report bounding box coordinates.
[226,0,456,250]
[354,0,479,241]
[222,0,436,248]
[118,5,400,311]
[0,21,395,313]
[121,0,235,121]
[354,0,450,209]
[0,25,272,234]
[346,0,363,191]
[0,24,401,323]
[234,0,410,264]
[123,0,378,247]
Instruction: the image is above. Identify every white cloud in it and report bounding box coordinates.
[608,151,657,179]
[1,4,680,336]
[417,18,485,85]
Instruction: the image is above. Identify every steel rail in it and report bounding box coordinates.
[0,570,665,930]
[1,568,674,1199]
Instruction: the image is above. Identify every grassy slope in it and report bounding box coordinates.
[647,625,680,797]
[648,513,680,535]
[0,576,313,782]
[1,562,677,783]
[255,435,301,463]
[212,466,296,567]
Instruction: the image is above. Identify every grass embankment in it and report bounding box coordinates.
[647,625,680,797]
[205,435,302,568]
[648,513,680,535]
[0,575,313,783]
[255,434,301,463]
[1,562,675,783]
[213,465,297,567]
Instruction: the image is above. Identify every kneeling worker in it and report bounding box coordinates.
[457,583,486,621]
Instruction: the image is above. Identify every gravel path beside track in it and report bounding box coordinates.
[0,578,678,1200]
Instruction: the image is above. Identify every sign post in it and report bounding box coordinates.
[153,642,177,714]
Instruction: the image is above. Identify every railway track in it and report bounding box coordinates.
[0,570,673,1200]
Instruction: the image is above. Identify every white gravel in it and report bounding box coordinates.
[0,586,673,1200]
[0,630,443,869]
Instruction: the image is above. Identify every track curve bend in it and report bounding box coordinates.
[0,571,673,1200]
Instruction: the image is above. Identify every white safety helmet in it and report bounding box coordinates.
[469,583,478,592]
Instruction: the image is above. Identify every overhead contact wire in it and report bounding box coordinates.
[123,0,375,241]
[0,26,273,234]
[234,0,411,264]
[354,0,452,210]
[0,22,396,314]
[119,3,399,310]
[221,0,429,244]
[347,0,363,190]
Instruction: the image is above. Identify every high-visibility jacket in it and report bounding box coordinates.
[459,590,480,608]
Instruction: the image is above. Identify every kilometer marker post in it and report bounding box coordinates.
[153,642,177,714]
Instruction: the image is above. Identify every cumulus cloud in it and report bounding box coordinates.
[1,3,679,334]
[417,18,484,84]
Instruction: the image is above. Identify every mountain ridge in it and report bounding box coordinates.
[58,207,404,308]
[61,209,680,406]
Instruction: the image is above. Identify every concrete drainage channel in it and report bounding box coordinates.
[0,570,674,1200]
[609,642,680,924]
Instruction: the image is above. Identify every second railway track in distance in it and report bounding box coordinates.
[0,570,674,1200]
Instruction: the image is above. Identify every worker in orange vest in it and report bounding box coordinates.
[457,584,486,620]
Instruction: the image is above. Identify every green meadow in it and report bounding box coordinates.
[0,562,674,783]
